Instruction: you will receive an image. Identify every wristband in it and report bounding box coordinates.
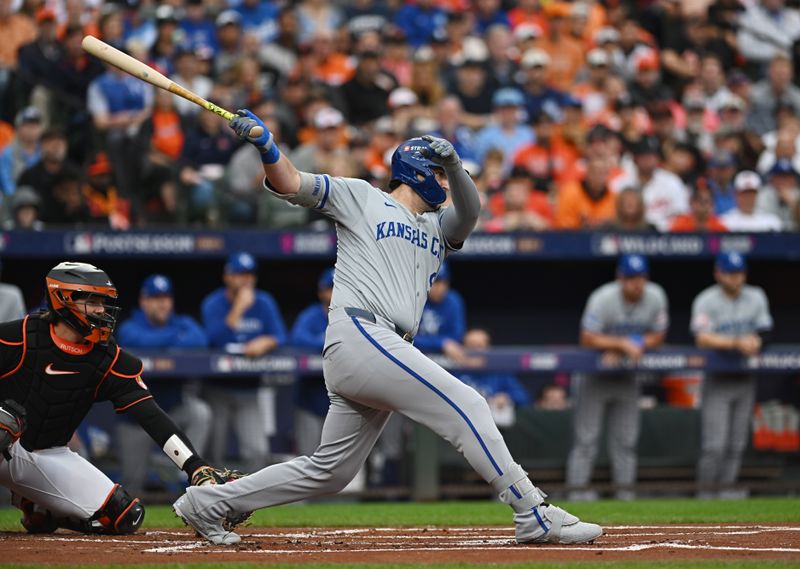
[260,142,280,165]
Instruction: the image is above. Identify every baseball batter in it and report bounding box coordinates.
[0,262,234,535]
[173,109,602,545]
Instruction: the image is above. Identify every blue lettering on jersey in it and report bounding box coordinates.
[430,236,440,258]
[375,221,436,255]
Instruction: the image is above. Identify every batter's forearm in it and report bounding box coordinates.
[695,331,739,350]
[441,163,480,245]
[261,154,302,195]
[125,398,207,476]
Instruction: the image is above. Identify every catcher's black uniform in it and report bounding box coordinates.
[0,314,207,534]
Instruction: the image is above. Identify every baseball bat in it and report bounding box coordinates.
[81,35,263,137]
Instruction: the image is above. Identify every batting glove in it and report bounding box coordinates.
[230,109,280,164]
[421,134,460,168]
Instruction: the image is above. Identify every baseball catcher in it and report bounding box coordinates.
[0,261,244,535]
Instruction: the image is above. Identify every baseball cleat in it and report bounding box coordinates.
[173,493,241,546]
[515,504,603,545]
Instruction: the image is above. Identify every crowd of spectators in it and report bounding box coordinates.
[3,0,800,231]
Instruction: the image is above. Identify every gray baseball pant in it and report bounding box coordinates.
[697,375,756,491]
[184,307,521,519]
[566,374,641,497]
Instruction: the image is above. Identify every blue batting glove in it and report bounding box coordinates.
[230,109,280,164]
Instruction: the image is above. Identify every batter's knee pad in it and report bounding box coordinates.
[86,484,145,534]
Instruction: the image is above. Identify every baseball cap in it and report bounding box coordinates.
[216,10,241,28]
[492,87,525,108]
[35,7,57,23]
[716,251,747,273]
[374,116,396,134]
[594,26,620,45]
[631,135,661,156]
[225,252,257,274]
[318,268,335,290]
[733,170,762,192]
[718,92,746,112]
[586,123,614,143]
[768,158,799,177]
[10,186,41,211]
[514,23,543,41]
[15,106,43,126]
[708,151,737,168]
[314,107,344,130]
[682,94,706,111]
[521,48,551,69]
[87,152,113,176]
[388,87,419,109]
[587,48,609,67]
[633,49,659,73]
[141,274,173,297]
[155,5,177,24]
[617,254,649,277]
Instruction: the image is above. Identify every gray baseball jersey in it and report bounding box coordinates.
[276,173,452,335]
[690,284,773,337]
[581,281,669,337]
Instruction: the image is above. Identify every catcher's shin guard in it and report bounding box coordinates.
[13,485,144,535]
[84,484,145,534]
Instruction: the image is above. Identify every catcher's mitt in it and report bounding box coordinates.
[190,466,253,531]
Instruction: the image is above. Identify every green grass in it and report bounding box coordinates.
[1,497,799,531]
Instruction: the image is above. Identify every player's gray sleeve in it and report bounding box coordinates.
[262,172,366,225]
[580,288,608,333]
[754,287,774,331]
[440,163,481,248]
[650,284,670,333]
[690,289,714,334]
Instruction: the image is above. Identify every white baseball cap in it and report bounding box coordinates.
[388,87,419,109]
[314,107,344,129]
[513,23,543,41]
[521,48,551,69]
[733,170,762,192]
[587,48,609,67]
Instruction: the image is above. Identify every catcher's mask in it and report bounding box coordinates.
[45,262,120,344]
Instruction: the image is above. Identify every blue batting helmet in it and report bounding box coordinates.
[389,138,446,206]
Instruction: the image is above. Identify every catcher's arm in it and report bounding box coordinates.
[124,397,209,479]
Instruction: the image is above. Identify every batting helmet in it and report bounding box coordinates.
[45,262,120,344]
[389,138,446,206]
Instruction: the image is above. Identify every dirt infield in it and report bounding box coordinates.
[2,524,800,565]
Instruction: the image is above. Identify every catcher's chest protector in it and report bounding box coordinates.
[6,317,115,451]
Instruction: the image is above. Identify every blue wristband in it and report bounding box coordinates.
[260,143,280,165]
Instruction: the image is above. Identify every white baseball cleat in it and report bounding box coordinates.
[173,493,241,546]
[515,503,603,544]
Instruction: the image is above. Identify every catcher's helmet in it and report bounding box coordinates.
[389,138,446,206]
[45,262,120,344]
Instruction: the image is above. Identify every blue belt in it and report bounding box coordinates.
[344,307,414,342]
